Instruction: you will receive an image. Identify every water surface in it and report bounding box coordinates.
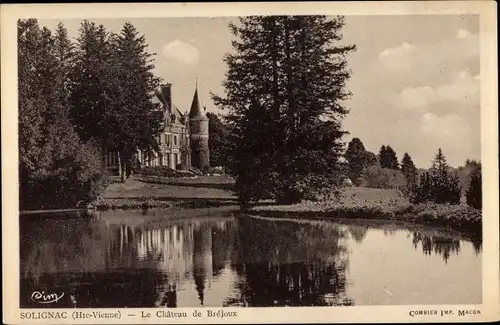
[20,208,482,307]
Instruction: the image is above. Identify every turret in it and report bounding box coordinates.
[189,83,210,170]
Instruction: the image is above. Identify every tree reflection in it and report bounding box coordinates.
[347,224,369,243]
[226,216,353,307]
[412,230,461,263]
[471,239,482,255]
[20,217,109,283]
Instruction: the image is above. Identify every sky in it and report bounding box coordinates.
[39,15,480,168]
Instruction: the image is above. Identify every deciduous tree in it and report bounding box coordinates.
[344,137,377,185]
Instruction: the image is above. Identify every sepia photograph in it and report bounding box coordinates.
[2,1,498,324]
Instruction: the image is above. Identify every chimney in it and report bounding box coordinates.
[160,83,172,111]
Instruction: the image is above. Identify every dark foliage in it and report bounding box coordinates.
[379,145,399,170]
[18,19,163,209]
[465,165,482,210]
[18,19,106,210]
[407,149,462,205]
[207,112,231,169]
[213,16,355,205]
[70,21,163,182]
[344,137,378,185]
[401,152,418,186]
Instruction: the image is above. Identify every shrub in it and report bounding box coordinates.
[360,165,406,189]
[140,166,187,178]
[20,142,106,210]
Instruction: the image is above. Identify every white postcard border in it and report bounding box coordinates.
[2,1,498,324]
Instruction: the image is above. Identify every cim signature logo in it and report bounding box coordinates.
[31,291,65,304]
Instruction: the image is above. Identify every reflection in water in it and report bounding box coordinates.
[19,210,482,308]
[348,225,369,243]
[412,231,461,263]
[228,217,353,306]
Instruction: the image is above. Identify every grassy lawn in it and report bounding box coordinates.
[102,177,235,200]
[102,176,406,208]
[97,175,236,210]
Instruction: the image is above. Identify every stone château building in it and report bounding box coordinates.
[106,82,210,172]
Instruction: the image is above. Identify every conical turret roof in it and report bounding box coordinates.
[189,84,207,119]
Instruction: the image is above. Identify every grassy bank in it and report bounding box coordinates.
[249,187,481,236]
[94,175,237,210]
[96,177,481,236]
[95,197,238,210]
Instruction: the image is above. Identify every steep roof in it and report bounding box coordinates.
[189,87,207,119]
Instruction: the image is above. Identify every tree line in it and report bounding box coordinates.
[341,137,482,209]
[18,19,163,209]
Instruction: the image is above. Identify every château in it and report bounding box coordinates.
[106,82,210,173]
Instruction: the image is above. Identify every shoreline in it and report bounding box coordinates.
[245,202,482,238]
[93,197,239,210]
[21,198,482,238]
[21,178,481,238]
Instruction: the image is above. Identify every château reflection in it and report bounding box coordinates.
[106,219,236,308]
[20,215,237,308]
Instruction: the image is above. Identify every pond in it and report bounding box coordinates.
[20,207,482,308]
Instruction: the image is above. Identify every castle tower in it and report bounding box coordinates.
[189,83,210,170]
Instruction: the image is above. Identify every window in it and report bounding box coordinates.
[174,135,177,146]
[158,135,162,145]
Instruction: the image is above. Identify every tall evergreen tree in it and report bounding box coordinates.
[401,152,417,185]
[213,16,355,204]
[409,148,461,204]
[431,148,448,174]
[431,148,462,204]
[379,145,399,169]
[70,21,163,181]
[18,19,47,175]
[114,22,163,180]
[70,21,121,158]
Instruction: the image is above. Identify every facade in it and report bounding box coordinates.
[106,82,210,172]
